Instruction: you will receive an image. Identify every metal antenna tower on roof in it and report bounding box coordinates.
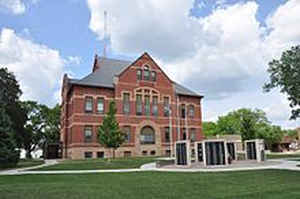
[103,10,108,58]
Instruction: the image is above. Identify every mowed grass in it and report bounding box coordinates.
[0,159,44,171]
[1,170,300,199]
[267,153,300,159]
[32,157,158,171]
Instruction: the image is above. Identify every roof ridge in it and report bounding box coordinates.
[98,56,132,63]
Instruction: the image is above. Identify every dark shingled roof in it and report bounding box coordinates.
[69,57,202,97]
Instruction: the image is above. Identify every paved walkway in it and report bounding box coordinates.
[0,159,299,176]
[0,159,58,175]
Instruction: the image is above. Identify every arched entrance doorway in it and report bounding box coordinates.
[135,121,162,156]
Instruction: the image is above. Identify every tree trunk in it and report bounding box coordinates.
[25,150,32,159]
[112,148,115,159]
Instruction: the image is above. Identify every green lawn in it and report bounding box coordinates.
[1,170,300,199]
[32,157,158,171]
[267,153,300,159]
[0,159,44,171]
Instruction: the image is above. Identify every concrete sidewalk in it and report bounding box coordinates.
[0,159,58,175]
[0,159,299,176]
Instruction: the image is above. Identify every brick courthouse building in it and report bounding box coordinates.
[61,53,204,159]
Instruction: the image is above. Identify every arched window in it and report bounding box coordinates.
[140,126,155,144]
[143,65,150,80]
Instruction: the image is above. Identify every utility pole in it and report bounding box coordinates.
[169,105,173,157]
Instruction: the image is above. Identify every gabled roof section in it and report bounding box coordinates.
[68,54,203,97]
[117,52,173,84]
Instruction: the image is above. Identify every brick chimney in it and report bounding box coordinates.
[92,54,101,72]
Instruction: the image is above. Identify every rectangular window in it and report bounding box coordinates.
[152,96,158,116]
[182,128,187,140]
[188,105,195,118]
[163,97,170,117]
[124,151,132,157]
[137,69,142,80]
[165,150,171,157]
[97,152,104,158]
[123,93,130,114]
[84,126,93,142]
[84,152,93,158]
[97,98,104,113]
[181,104,186,118]
[123,126,131,143]
[151,71,156,81]
[190,128,196,142]
[144,69,150,80]
[145,95,150,116]
[136,94,142,115]
[165,127,170,143]
[85,97,93,112]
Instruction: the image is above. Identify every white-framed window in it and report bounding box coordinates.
[190,128,196,142]
[85,97,93,112]
[152,96,158,116]
[137,69,142,80]
[188,105,195,118]
[143,65,150,80]
[144,95,150,116]
[123,93,130,114]
[84,126,93,142]
[163,97,170,117]
[136,94,142,115]
[151,71,156,81]
[97,98,104,113]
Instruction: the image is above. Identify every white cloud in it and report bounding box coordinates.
[0,28,65,105]
[264,0,300,59]
[86,0,300,128]
[0,0,40,15]
[65,56,81,66]
[0,0,25,14]
[87,0,198,61]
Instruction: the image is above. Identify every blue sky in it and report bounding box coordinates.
[0,0,299,128]
[0,0,286,78]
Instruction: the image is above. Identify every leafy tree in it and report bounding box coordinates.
[264,45,300,120]
[0,107,19,168]
[98,101,125,159]
[216,113,241,135]
[20,101,46,159]
[0,67,23,165]
[40,104,61,145]
[256,124,284,149]
[0,68,26,147]
[202,121,218,137]
[215,108,270,141]
[283,129,298,138]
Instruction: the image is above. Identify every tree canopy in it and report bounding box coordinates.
[0,67,22,167]
[203,108,287,149]
[20,101,61,158]
[264,45,300,120]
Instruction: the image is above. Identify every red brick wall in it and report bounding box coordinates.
[61,53,204,158]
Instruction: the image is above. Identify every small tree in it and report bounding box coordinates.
[98,101,125,159]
